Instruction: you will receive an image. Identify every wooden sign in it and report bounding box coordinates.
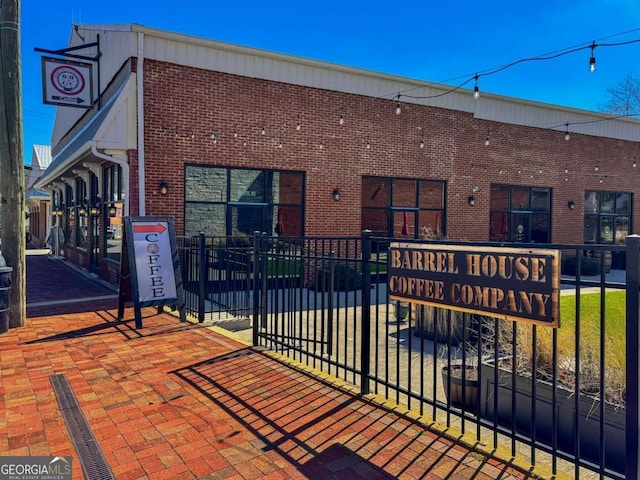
[117,216,186,328]
[388,243,560,327]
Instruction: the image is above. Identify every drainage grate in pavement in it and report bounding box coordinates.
[50,374,115,480]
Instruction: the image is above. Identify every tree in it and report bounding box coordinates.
[601,72,640,116]
[0,0,26,329]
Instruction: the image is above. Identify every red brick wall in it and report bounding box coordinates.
[141,59,639,243]
[128,149,140,217]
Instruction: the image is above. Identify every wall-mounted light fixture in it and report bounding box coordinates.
[468,195,475,206]
[90,206,100,216]
[160,181,168,195]
[108,206,117,217]
[78,206,87,216]
[568,200,575,210]
[333,188,341,201]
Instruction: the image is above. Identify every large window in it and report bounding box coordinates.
[489,185,551,243]
[184,166,305,239]
[104,165,124,261]
[584,190,631,244]
[361,177,445,238]
[64,185,74,246]
[75,177,88,249]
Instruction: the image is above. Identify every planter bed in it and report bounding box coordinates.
[479,359,625,474]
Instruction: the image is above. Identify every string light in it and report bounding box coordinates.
[595,165,599,171]
[392,36,640,103]
[154,31,639,158]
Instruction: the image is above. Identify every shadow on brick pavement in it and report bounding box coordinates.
[1,249,542,479]
[26,248,118,317]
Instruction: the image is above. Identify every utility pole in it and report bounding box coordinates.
[0,0,25,328]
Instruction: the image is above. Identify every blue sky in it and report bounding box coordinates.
[22,0,640,163]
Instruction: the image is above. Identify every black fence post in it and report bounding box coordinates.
[198,232,206,323]
[252,231,262,346]
[626,234,640,480]
[325,250,335,357]
[360,230,372,395]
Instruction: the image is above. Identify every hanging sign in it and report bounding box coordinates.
[388,242,560,327]
[41,57,93,108]
[117,216,186,328]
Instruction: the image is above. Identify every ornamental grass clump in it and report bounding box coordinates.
[508,290,626,407]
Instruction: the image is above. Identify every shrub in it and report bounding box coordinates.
[562,255,600,276]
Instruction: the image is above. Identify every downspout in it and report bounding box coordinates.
[91,145,130,217]
[137,31,146,215]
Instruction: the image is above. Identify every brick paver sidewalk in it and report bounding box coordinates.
[0,307,535,479]
[2,251,541,478]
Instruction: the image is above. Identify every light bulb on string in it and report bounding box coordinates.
[589,42,596,73]
[395,95,401,115]
[420,139,424,149]
[339,114,345,125]
[366,138,371,149]
[296,121,301,131]
[564,124,571,141]
[319,137,324,149]
[261,127,266,135]
[595,165,599,172]
[473,74,480,100]
[484,129,490,146]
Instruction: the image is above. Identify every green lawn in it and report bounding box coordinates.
[517,290,626,403]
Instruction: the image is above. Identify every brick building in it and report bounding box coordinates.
[36,24,640,284]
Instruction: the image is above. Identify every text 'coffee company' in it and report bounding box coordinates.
[388,243,560,327]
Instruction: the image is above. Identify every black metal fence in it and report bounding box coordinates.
[176,232,639,479]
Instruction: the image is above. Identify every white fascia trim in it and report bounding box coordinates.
[34,141,93,190]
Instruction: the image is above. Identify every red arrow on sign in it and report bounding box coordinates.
[133,224,167,234]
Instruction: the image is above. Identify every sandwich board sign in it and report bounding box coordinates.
[117,216,186,328]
